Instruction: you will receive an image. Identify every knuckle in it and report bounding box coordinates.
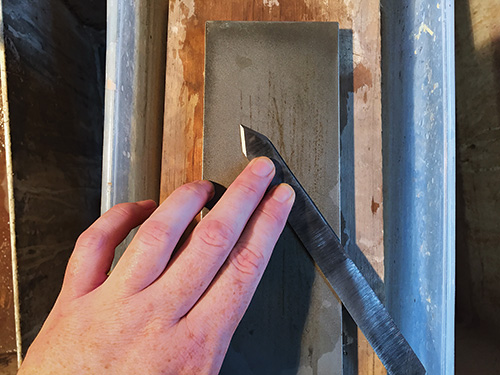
[176,182,208,199]
[142,314,170,337]
[138,219,173,248]
[76,227,108,250]
[233,180,260,197]
[64,255,81,280]
[229,243,266,282]
[196,219,236,250]
[255,205,284,225]
[109,202,136,219]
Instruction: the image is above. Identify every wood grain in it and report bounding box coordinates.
[0,43,19,372]
[456,0,500,333]
[161,0,384,373]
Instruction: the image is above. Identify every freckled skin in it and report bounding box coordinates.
[19,158,294,375]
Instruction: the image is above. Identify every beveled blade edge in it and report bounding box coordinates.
[240,124,425,375]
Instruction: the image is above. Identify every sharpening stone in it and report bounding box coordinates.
[203,21,341,374]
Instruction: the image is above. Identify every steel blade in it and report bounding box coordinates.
[240,124,425,375]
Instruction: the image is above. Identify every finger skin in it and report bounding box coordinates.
[146,157,276,317]
[63,200,157,299]
[188,184,295,343]
[108,180,214,295]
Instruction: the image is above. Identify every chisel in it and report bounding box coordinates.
[239,124,425,375]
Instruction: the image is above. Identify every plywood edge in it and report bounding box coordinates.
[0,3,22,367]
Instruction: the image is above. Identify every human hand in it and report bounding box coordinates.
[18,157,295,374]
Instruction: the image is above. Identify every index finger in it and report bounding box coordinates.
[146,157,276,317]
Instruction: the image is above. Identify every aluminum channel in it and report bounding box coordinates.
[102,0,168,266]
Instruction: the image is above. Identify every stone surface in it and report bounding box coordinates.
[203,21,341,374]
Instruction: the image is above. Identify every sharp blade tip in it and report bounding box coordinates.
[239,124,248,157]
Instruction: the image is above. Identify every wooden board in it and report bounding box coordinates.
[161,1,384,373]
[456,0,500,333]
[0,26,19,372]
[0,114,18,373]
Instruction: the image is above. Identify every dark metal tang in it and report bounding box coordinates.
[240,125,425,375]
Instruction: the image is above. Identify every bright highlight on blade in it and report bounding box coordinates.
[239,124,248,158]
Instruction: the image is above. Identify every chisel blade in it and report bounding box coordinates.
[240,124,425,375]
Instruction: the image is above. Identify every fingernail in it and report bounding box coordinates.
[250,157,275,177]
[137,199,157,209]
[273,184,295,203]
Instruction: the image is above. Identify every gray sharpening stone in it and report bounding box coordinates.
[203,21,341,374]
